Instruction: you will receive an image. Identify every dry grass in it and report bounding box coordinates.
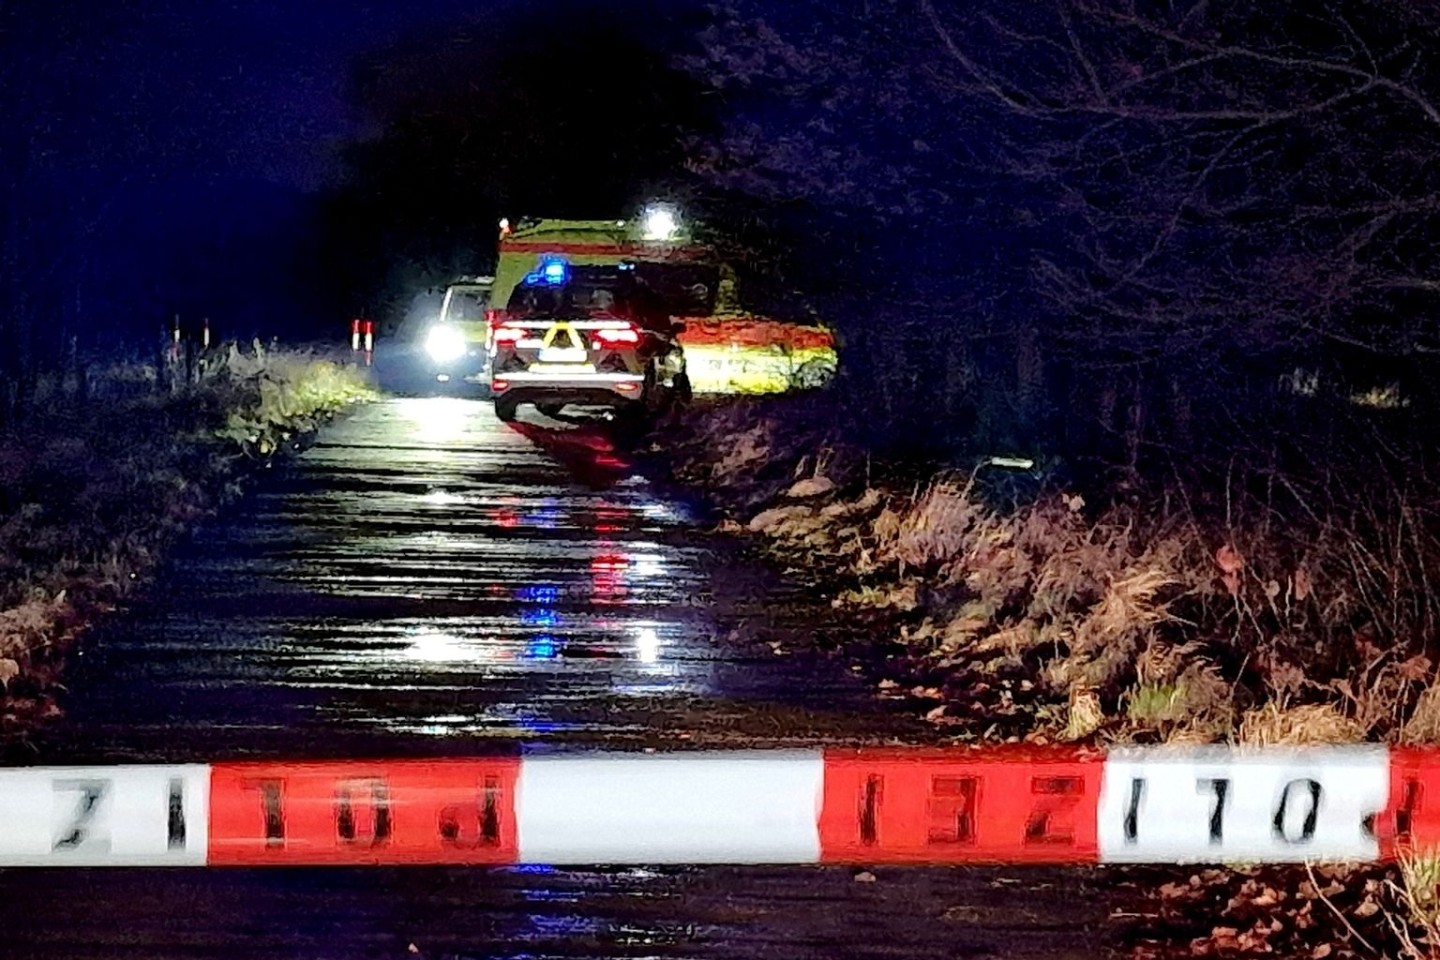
[1387,849,1440,958]
[1063,687,1106,741]
[886,479,987,572]
[1237,702,1365,746]
[213,343,377,455]
[661,395,1440,746]
[0,342,374,730]
[1402,686,1440,744]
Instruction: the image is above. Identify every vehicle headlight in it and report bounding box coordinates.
[425,325,468,364]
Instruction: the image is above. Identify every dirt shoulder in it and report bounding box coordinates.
[0,343,375,744]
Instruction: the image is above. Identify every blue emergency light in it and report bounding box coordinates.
[524,256,570,286]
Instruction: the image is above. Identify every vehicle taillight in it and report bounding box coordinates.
[493,326,525,343]
[594,327,640,345]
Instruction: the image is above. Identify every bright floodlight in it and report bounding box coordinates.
[425,324,467,363]
[641,204,680,242]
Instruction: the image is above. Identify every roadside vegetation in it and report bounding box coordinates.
[660,392,1440,750]
[652,385,1440,959]
[0,342,375,741]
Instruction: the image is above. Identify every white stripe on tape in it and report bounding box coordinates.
[1097,746,1387,863]
[0,765,211,866]
[516,750,824,864]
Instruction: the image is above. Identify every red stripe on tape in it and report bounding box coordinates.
[820,748,1104,864]
[1381,748,1440,860]
[208,760,520,865]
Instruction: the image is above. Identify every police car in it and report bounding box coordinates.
[489,259,691,422]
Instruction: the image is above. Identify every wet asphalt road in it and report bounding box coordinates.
[0,398,1137,958]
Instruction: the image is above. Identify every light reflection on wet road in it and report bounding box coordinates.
[0,398,1130,958]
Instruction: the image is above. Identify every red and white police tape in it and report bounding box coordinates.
[2,746,1439,866]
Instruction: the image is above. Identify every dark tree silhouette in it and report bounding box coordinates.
[689,1,1440,466]
[324,1,715,329]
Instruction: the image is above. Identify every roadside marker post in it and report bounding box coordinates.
[0,747,1431,867]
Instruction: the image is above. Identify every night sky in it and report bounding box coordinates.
[17,0,509,189]
[2,0,711,345]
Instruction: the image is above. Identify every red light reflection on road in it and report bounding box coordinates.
[504,421,631,488]
[590,553,629,604]
[593,507,625,534]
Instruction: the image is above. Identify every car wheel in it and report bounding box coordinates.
[673,371,693,405]
[494,395,520,422]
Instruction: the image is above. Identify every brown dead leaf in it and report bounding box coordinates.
[1352,898,1379,919]
[1400,655,1434,683]
[1215,544,1245,575]
[1293,567,1313,602]
[1354,635,1382,662]
[1310,945,1331,959]
[1251,888,1279,908]
[787,476,836,499]
[1236,930,1272,954]
[1208,927,1242,953]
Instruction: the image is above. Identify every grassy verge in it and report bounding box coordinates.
[656,394,1440,747]
[649,392,1440,958]
[0,341,376,740]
